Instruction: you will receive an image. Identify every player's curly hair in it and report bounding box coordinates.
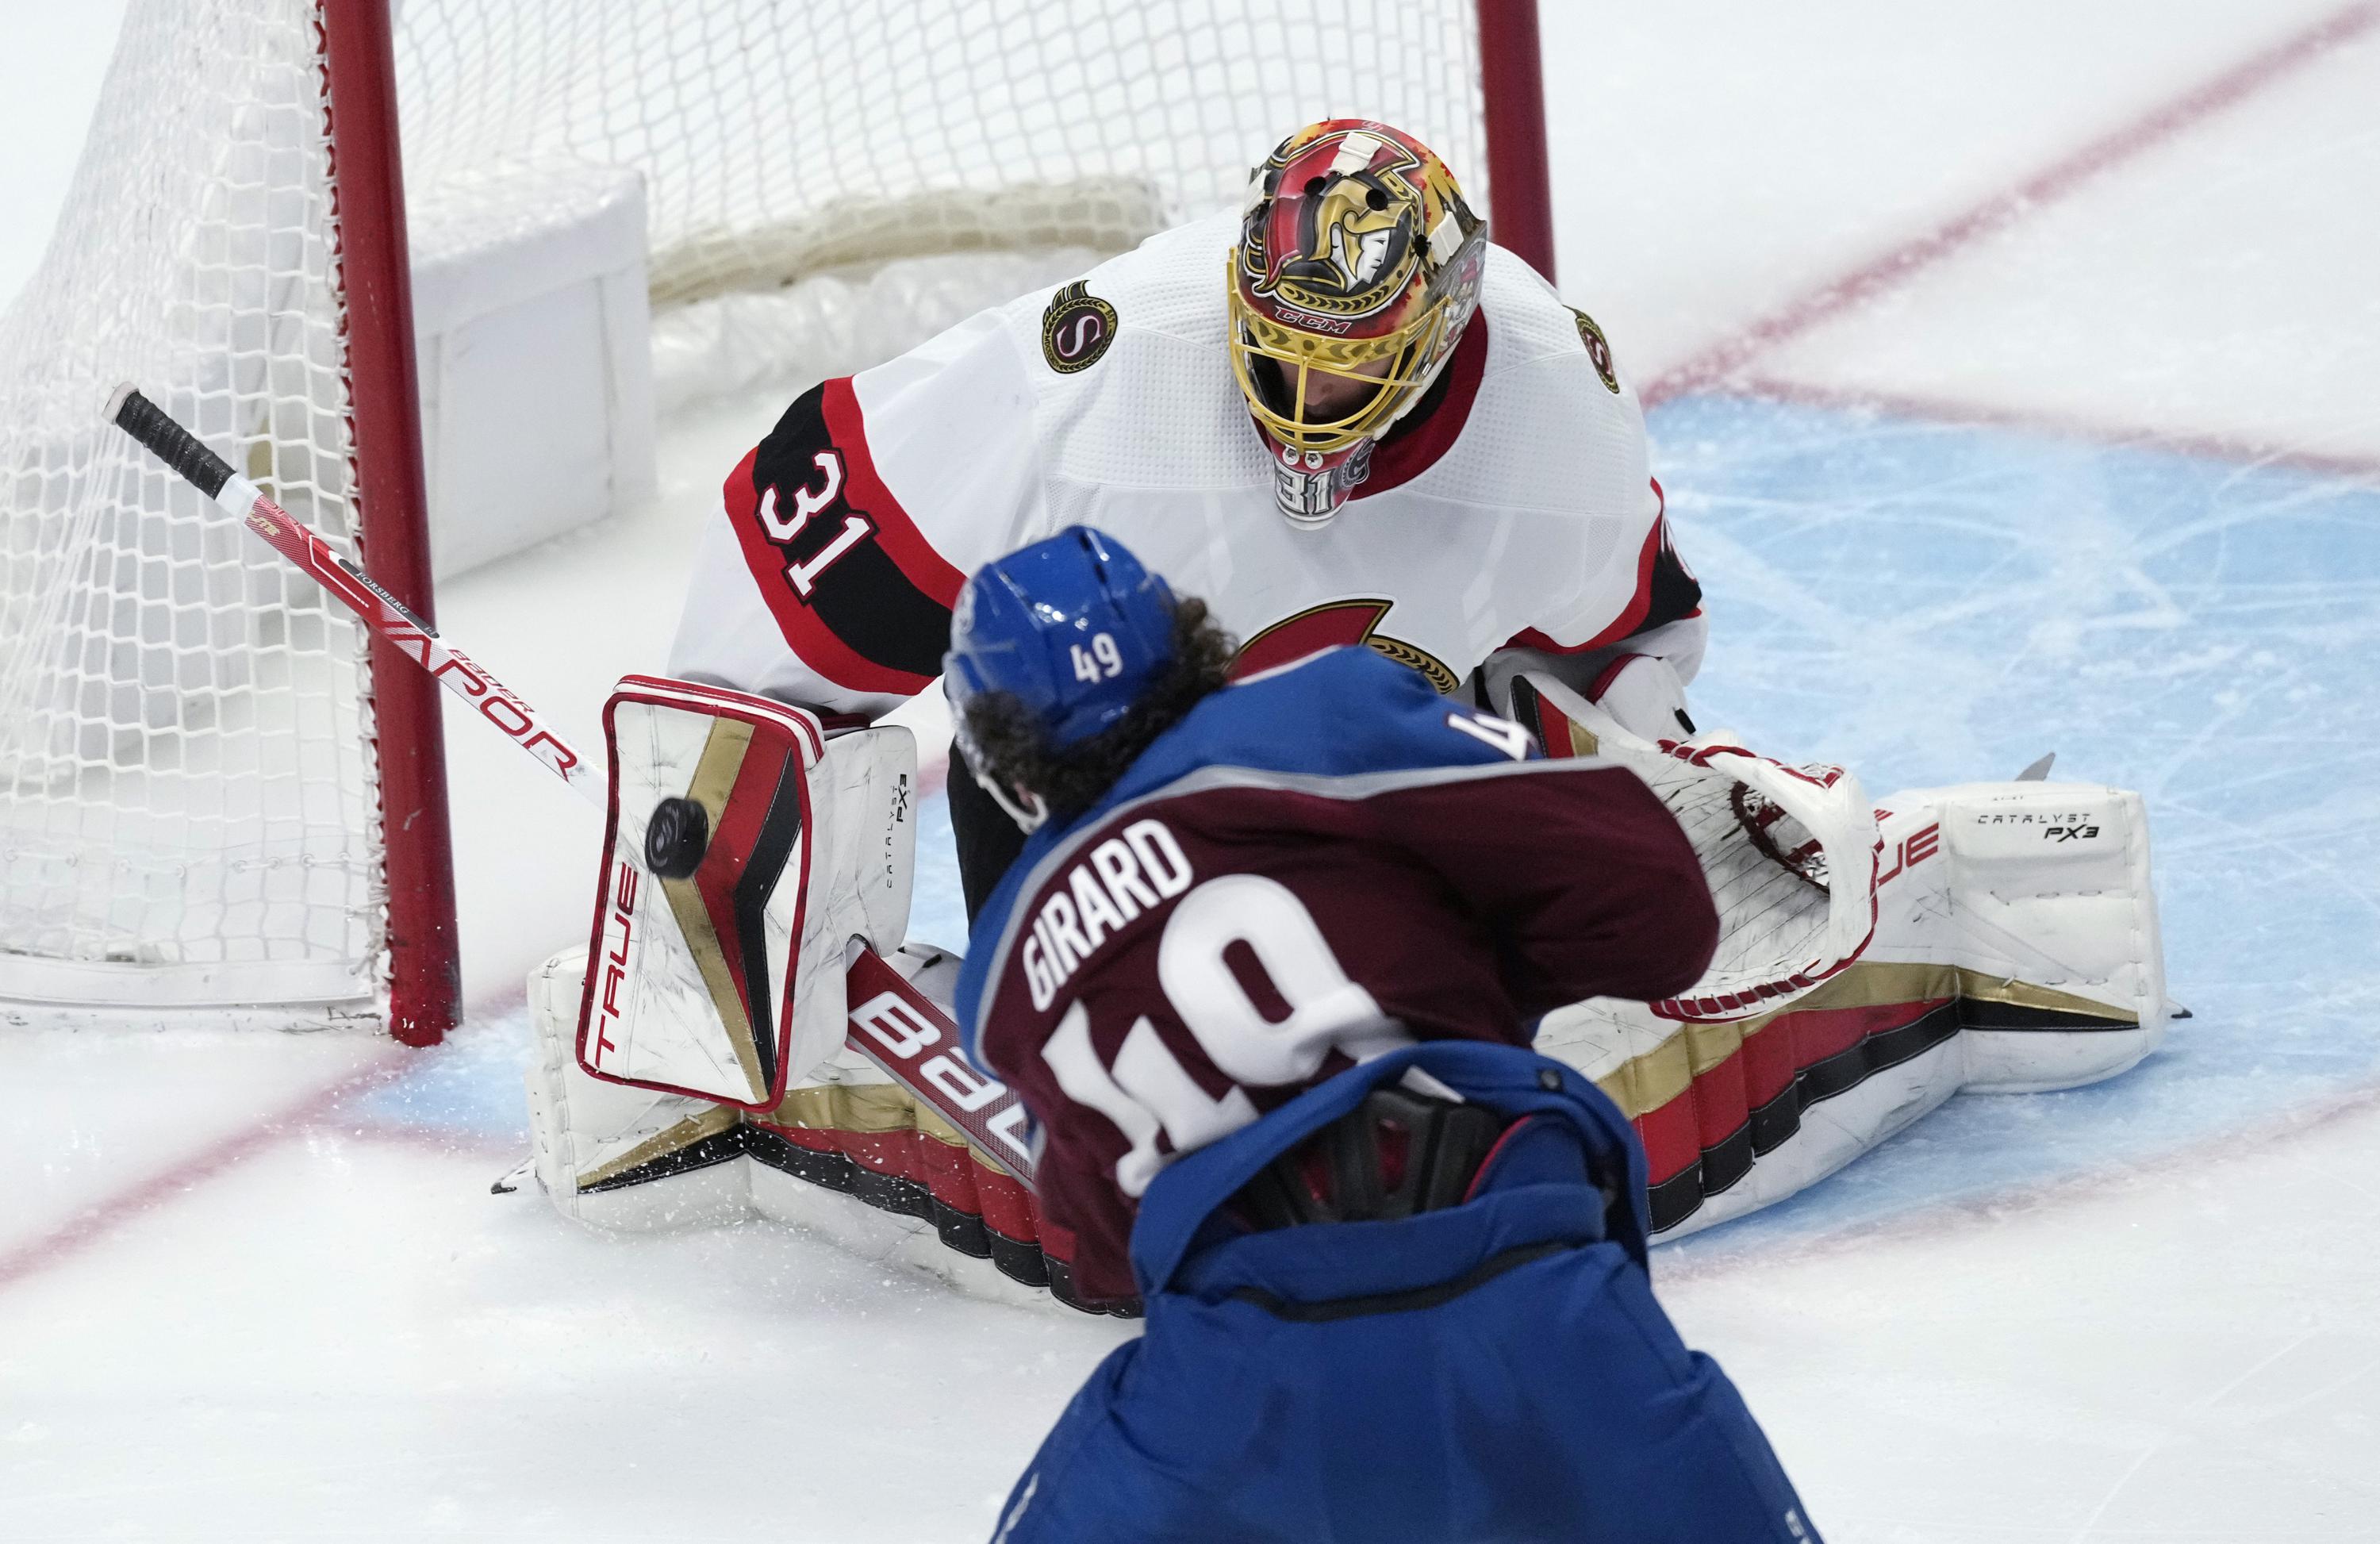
[961,597,1238,823]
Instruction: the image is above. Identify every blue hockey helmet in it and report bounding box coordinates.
[944,525,1178,755]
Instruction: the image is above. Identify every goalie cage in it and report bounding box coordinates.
[0,0,1555,1041]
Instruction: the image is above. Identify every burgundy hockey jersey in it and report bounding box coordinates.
[956,647,1718,1303]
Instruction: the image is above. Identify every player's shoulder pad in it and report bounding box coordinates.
[1476,244,1626,394]
[1414,250,1647,520]
[1032,213,1238,376]
[1138,646,1539,790]
[725,378,969,697]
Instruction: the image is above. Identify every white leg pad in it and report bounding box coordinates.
[1913,782,2167,1091]
[528,944,755,1231]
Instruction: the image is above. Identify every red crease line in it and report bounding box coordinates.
[1643,2,2380,406]
[1733,374,2380,482]
[1657,1077,2380,1285]
[0,1050,416,1293]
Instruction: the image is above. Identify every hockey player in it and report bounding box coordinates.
[530,119,2167,1289]
[946,525,1818,1544]
[669,117,1702,921]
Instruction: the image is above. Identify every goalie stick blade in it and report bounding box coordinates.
[2016,751,2056,782]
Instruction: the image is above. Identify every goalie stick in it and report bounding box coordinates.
[106,384,1035,1183]
[106,385,596,803]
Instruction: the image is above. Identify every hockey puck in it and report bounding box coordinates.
[644,796,710,878]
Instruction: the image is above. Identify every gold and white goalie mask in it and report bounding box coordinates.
[575,675,916,1108]
[1228,118,1488,525]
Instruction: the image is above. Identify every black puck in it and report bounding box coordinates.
[644,796,710,878]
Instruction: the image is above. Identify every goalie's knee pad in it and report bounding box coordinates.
[527,943,754,1230]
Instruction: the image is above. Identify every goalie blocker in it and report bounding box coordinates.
[526,677,1120,1310]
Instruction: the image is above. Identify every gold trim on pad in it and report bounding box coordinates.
[657,717,771,1104]
[1593,961,2136,1119]
[575,1105,742,1193]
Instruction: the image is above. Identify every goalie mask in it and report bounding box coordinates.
[1229,119,1487,526]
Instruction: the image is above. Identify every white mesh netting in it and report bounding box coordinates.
[0,0,1490,1024]
[0,3,378,1020]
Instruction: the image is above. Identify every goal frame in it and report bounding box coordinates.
[324,0,1555,1047]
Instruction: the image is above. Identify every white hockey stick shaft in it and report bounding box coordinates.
[106,384,601,808]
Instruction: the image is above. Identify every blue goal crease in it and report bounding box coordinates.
[1638,392,2380,1246]
[372,392,2380,1253]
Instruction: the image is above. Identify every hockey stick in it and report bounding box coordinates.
[106,386,598,802]
[105,385,1035,1183]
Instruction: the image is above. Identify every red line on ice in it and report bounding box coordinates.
[0,1050,415,1294]
[1642,2,2380,407]
[1737,374,2380,482]
[917,747,950,802]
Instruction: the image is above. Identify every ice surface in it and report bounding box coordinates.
[1754,20,2380,465]
[6,4,2378,1540]
[1649,394,2380,1251]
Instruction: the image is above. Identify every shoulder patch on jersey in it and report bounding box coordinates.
[1568,307,1621,394]
[1041,281,1119,374]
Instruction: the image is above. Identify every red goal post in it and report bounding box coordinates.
[0,0,1553,1045]
[323,0,454,1045]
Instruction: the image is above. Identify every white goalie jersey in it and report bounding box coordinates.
[667,211,1706,718]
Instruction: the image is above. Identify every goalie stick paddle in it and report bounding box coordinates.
[105,385,1035,1180]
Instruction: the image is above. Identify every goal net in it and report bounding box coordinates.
[0,0,1514,1032]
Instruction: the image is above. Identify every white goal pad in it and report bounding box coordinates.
[1512,673,2169,1236]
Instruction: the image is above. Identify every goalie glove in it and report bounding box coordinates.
[1505,669,1881,1016]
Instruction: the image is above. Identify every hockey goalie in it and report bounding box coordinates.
[521,118,2168,1308]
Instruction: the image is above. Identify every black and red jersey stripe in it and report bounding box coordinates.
[724,379,969,697]
[1503,480,1702,657]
